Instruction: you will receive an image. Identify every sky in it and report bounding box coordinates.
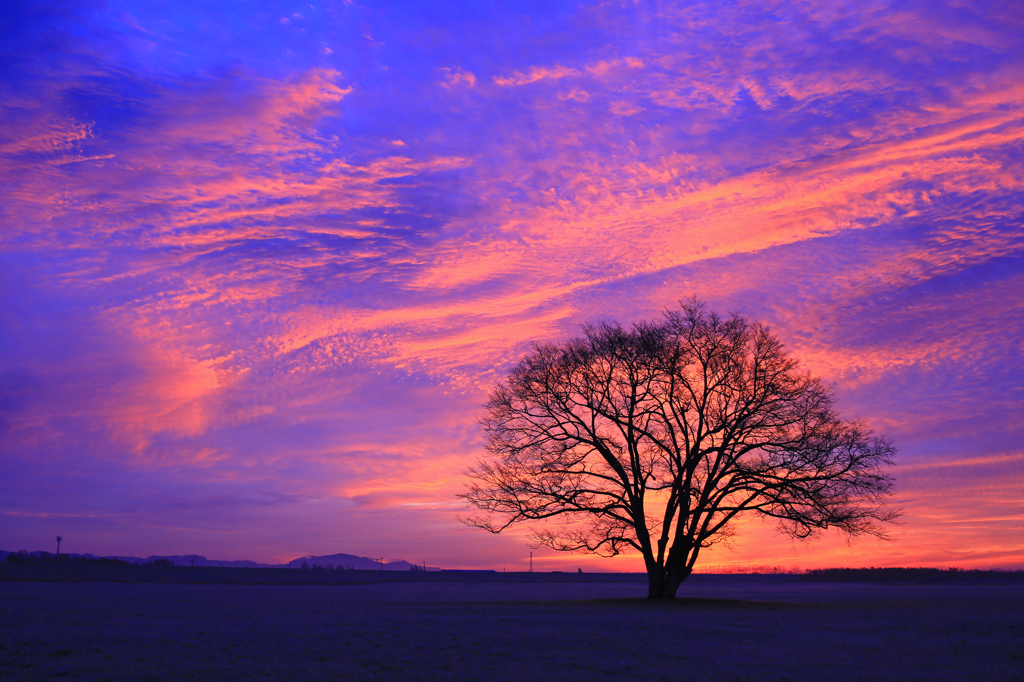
[1,0,1022,571]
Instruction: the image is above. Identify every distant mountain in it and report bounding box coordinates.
[287,552,440,571]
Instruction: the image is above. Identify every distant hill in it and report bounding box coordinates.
[287,553,440,571]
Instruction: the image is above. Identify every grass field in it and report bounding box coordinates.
[2,578,1023,681]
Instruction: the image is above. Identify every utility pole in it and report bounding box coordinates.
[529,551,533,573]
[56,536,62,556]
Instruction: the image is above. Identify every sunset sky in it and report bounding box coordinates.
[2,0,1022,571]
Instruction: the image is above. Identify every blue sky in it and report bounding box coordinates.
[2,0,1022,569]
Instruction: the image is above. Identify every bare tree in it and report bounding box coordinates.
[460,300,898,599]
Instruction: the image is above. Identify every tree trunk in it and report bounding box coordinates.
[646,564,692,599]
[646,539,696,599]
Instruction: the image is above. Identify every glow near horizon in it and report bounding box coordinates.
[1,0,1022,570]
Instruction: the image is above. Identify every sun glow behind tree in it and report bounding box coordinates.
[463,301,898,597]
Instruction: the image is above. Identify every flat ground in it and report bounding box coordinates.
[2,580,1022,681]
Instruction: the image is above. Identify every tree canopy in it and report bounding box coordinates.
[461,300,898,598]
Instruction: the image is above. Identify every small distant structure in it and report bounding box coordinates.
[56,536,62,556]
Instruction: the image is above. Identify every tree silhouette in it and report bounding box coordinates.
[461,300,898,599]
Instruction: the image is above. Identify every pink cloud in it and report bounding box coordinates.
[437,67,476,89]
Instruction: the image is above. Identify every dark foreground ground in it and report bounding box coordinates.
[2,578,1022,681]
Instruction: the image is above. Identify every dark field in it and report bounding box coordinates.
[2,577,1023,681]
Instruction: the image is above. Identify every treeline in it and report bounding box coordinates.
[4,552,1021,584]
[802,567,1024,583]
[2,551,172,567]
[299,562,360,570]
